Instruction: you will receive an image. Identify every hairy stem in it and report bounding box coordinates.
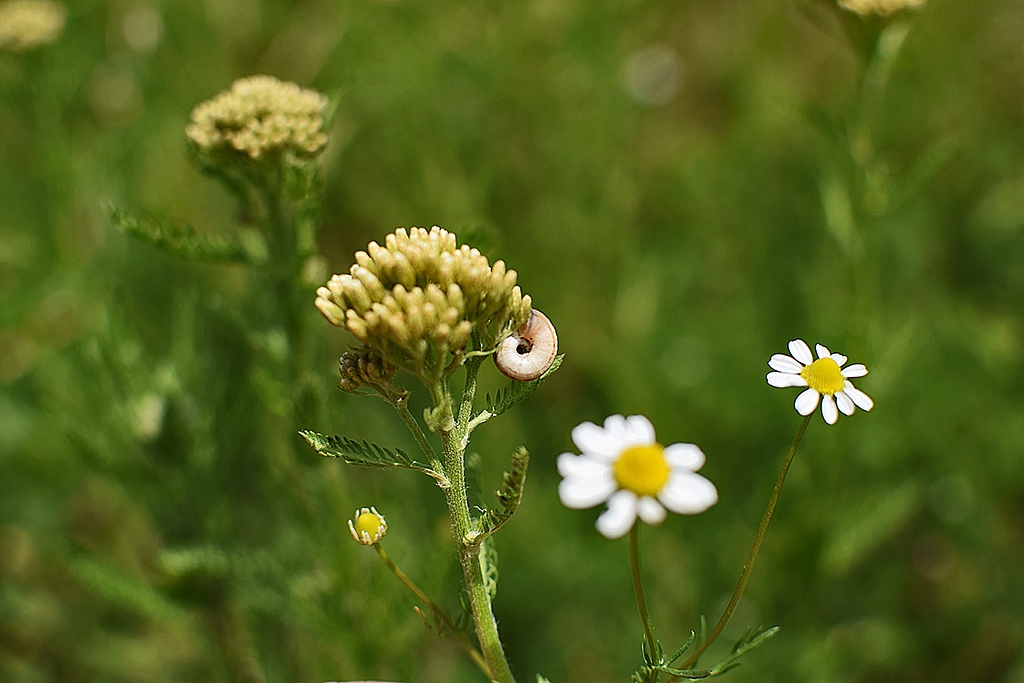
[437,355,516,683]
[677,414,812,672]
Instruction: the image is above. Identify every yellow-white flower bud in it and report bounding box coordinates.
[186,75,328,161]
[348,507,387,545]
[316,226,535,380]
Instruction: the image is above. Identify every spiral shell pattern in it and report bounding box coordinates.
[495,310,558,381]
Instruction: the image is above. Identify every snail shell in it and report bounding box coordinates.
[495,310,558,381]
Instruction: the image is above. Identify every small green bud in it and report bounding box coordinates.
[338,345,397,393]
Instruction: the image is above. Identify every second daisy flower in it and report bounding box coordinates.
[558,415,718,539]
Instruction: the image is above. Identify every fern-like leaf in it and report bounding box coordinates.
[107,204,250,263]
[655,625,779,679]
[300,430,439,479]
[473,354,562,428]
[467,447,529,543]
[711,625,779,674]
[480,536,499,601]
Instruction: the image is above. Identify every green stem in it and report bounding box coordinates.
[676,414,812,672]
[375,544,492,679]
[437,356,517,683]
[391,393,445,475]
[630,524,659,679]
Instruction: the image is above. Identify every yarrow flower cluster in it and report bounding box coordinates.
[349,507,387,545]
[767,339,873,424]
[185,75,328,160]
[0,0,65,51]
[558,415,718,539]
[316,227,532,380]
[837,0,925,16]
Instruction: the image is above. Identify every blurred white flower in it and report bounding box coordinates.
[0,0,65,51]
[558,415,717,539]
[767,339,873,425]
[621,44,682,106]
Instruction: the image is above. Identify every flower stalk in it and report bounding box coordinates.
[675,413,812,672]
[374,543,492,679]
[629,524,658,673]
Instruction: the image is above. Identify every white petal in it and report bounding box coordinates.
[659,471,718,514]
[637,497,667,525]
[841,363,868,378]
[789,339,813,365]
[821,394,838,424]
[559,471,617,509]
[596,490,638,539]
[835,390,855,416]
[830,353,848,367]
[664,443,705,471]
[768,354,804,373]
[844,382,874,411]
[571,421,621,460]
[597,415,639,452]
[557,452,610,479]
[621,414,657,447]
[815,343,831,359]
[767,372,808,388]
[795,388,819,415]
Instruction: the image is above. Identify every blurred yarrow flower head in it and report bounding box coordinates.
[558,415,718,539]
[767,339,873,424]
[316,227,532,382]
[0,0,65,51]
[349,507,387,545]
[186,75,328,160]
[837,0,925,16]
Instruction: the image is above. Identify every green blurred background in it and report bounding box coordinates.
[3,0,1024,681]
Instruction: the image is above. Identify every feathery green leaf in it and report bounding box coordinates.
[474,354,562,427]
[107,204,249,263]
[299,430,439,478]
[467,447,529,542]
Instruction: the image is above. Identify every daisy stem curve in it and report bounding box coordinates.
[676,413,812,673]
[629,524,659,676]
[374,543,492,679]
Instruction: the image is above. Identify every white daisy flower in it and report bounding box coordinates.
[766,339,874,425]
[557,414,718,539]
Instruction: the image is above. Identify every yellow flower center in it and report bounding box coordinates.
[613,444,670,497]
[800,358,845,395]
[354,511,385,540]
